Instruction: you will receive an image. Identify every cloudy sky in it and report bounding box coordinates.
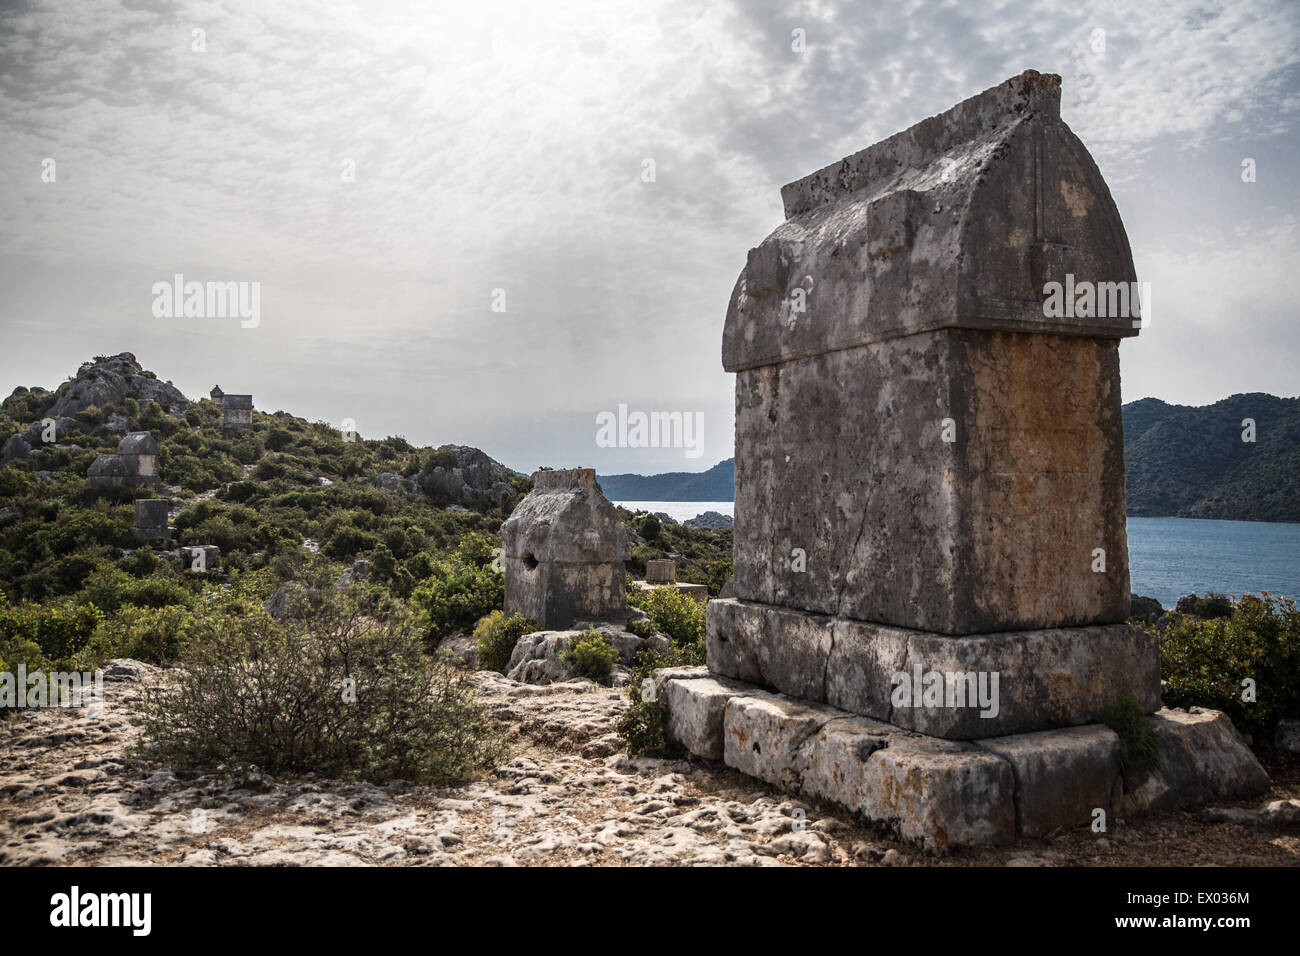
[1,0,1297,475]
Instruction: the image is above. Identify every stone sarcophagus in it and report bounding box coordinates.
[708,70,1160,739]
[500,468,630,629]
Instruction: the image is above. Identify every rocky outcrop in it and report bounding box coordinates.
[505,624,672,685]
[685,511,733,530]
[417,445,516,505]
[44,353,190,419]
[1129,594,1165,625]
[1,433,31,464]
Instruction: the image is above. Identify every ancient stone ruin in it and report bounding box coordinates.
[132,499,169,542]
[87,431,160,488]
[211,386,253,431]
[633,558,709,605]
[645,558,676,585]
[655,71,1268,851]
[500,468,630,629]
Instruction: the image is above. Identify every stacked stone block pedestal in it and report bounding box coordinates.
[657,70,1268,850]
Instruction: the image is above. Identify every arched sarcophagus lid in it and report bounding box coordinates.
[723,70,1140,373]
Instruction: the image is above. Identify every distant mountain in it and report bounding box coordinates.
[1122,393,1300,522]
[598,395,1300,522]
[598,458,735,501]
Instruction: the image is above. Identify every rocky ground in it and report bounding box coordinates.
[2,661,1297,867]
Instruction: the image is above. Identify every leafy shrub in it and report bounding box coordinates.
[1191,593,1234,620]
[129,583,506,783]
[615,643,703,757]
[1160,592,1300,744]
[1099,695,1160,781]
[76,564,195,613]
[82,604,194,665]
[563,630,617,685]
[626,616,656,639]
[629,585,706,650]
[473,610,538,674]
[0,599,103,665]
[413,557,504,641]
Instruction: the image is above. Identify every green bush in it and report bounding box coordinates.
[76,564,195,613]
[615,643,704,757]
[563,630,617,685]
[129,583,507,783]
[1160,592,1300,745]
[629,585,706,651]
[413,557,504,641]
[1191,593,1234,620]
[473,610,538,674]
[0,598,103,665]
[82,604,194,665]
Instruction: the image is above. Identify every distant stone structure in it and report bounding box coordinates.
[634,558,709,605]
[645,559,676,584]
[654,70,1268,851]
[132,499,169,542]
[211,386,253,431]
[87,432,160,488]
[500,468,630,629]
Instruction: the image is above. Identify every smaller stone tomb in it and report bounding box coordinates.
[88,432,160,488]
[645,559,676,584]
[133,499,169,542]
[500,468,630,629]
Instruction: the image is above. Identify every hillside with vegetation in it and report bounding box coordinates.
[1123,394,1300,522]
[0,353,732,683]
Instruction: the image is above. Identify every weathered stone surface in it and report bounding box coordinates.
[132,499,169,542]
[1,433,31,464]
[506,626,661,685]
[729,330,1131,635]
[793,715,907,812]
[1122,708,1270,816]
[723,70,1138,636]
[977,725,1120,836]
[180,545,219,572]
[710,598,1160,739]
[500,468,630,629]
[645,559,676,584]
[858,736,1016,852]
[661,675,760,761]
[707,598,832,702]
[722,694,842,789]
[47,353,190,419]
[1275,719,1300,756]
[649,665,710,701]
[725,70,1137,369]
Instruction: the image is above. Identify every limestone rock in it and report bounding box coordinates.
[1,433,31,464]
[47,352,190,419]
[1274,718,1300,756]
[977,725,1120,837]
[416,445,516,505]
[1122,707,1270,815]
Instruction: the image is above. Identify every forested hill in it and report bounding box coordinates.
[1122,393,1300,522]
